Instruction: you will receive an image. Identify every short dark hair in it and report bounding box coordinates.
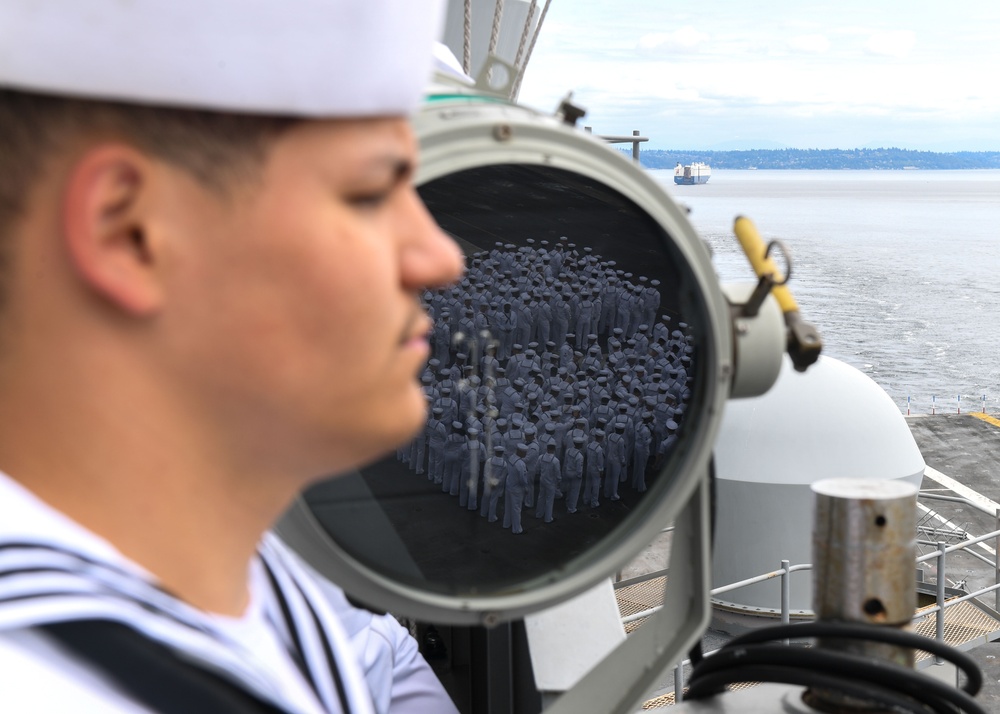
[0,88,297,307]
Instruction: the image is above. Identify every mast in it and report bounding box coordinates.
[442,0,553,101]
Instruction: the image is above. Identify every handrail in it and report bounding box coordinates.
[627,518,1000,701]
[917,581,1000,617]
[921,492,998,518]
[916,527,1000,562]
[621,562,813,625]
[711,563,812,597]
[918,538,996,568]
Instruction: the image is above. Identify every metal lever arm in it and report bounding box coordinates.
[733,216,822,372]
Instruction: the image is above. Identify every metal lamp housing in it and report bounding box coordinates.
[278,87,735,627]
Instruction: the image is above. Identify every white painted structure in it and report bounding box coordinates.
[712,355,926,614]
[524,580,626,693]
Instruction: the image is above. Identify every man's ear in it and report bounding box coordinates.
[61,145,164,316]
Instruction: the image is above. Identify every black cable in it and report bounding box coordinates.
[686,641,703,668]
[689,665,939,714]
[685,621,986,714]
[688,645,976,714]
[724,622,982,696]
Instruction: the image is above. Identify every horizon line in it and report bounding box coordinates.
[644,147,1000,154]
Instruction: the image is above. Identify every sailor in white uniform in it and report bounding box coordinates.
[0,1,463,712]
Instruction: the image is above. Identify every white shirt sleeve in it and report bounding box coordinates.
[312,578,460,714]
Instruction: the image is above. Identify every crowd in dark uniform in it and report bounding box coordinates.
[398,237,694,535]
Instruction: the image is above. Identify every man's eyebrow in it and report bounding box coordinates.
[363,155,415,184]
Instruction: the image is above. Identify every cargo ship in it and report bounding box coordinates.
[674,161,712,185]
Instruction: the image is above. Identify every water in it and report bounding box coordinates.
[650,169,1000,414]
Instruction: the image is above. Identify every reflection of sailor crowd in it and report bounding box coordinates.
[398,238,693,535]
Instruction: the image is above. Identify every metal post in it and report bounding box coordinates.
[780,560,790,623]
[469,623,515,713]
[674,662,684,703]
[591,130,647,161]
[936,540,946,664]
[994,509,999,612]
[808,479,918,711]
[781,559,791,646]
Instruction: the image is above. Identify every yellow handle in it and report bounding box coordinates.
[733,215,799,314]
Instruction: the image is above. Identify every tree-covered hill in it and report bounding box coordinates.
[635,148,1000,170]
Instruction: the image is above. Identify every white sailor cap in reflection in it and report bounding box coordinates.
[0,0,446,117]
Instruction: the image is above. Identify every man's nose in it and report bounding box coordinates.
[398,187,465,292]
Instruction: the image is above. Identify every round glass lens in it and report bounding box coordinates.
[302,164,709,597]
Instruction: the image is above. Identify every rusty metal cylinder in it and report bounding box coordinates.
[808,478,918,712]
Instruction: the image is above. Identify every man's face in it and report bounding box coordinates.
[163,117,464,478]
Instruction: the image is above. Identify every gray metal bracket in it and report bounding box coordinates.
[543,471,713,714]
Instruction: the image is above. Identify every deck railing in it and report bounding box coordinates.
[616,492,1000,703]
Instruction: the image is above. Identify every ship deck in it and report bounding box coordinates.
[626,413,1000,710]
[908,413,1000,711]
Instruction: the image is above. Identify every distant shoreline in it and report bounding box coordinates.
[637,148,1000,170]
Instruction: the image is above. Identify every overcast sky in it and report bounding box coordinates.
[516,1,1000,151]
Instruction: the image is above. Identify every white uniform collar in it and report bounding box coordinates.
[0,472,374,713]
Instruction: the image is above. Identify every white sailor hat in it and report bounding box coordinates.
[0,0,445,117]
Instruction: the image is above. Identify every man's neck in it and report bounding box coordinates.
[0,352,301,616]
